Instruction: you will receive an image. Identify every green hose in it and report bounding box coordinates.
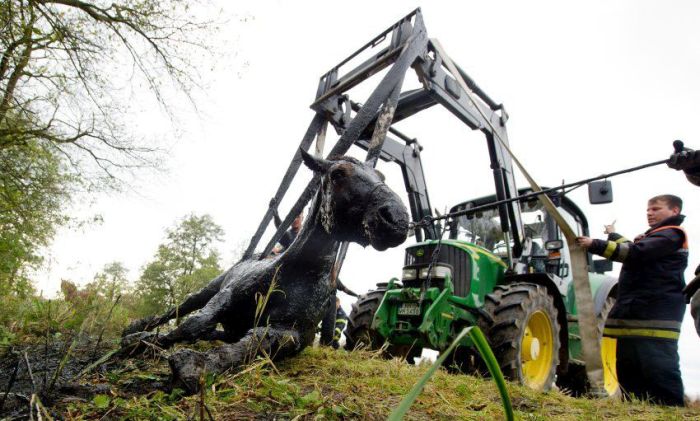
[388,326,513,421]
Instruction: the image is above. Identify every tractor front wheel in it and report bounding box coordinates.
[344,289,386,351]
[483,283,560,391]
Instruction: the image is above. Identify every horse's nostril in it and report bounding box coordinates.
[378,206,396,224]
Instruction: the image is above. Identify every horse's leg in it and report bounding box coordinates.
[121,280,236,353]
[168,326,305,393]
[122,271,228,336]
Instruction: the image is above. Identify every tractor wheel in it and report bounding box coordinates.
[344,289,386,351]
[557,295,620,397]
[483,283,560,391]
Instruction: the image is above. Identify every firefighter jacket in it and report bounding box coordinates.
[588,214,688,341]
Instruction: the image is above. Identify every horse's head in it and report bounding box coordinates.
[301,149,409,251]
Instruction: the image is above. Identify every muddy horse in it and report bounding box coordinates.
[121,150,409,392]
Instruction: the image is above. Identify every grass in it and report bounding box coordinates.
[53,345,700,420]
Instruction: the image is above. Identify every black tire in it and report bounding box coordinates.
[483,283,561,391]
[344,289,387,351]
[556,295,619,397]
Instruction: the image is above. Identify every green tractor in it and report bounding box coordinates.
[345,189,620,395]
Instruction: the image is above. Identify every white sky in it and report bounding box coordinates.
[37,0,700,397]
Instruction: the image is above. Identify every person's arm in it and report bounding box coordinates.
[335,278,359,297]
[683,264,700,303]
[272,208,283,228]
[580,229,684,264]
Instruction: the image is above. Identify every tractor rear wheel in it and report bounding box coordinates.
[483,283,560,391]
[344,289,386,351]
[557,295,620,397]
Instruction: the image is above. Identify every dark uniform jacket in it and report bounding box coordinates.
[588,214,688,340]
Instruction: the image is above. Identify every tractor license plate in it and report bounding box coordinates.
[397,302,421,316]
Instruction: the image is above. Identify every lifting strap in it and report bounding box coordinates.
[431,39,606,395]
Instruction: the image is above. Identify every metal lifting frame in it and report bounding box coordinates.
[243,8,525,263]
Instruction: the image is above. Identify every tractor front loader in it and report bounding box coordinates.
[241,8,619,395]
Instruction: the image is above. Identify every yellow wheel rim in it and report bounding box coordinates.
[521,310,554,389]
[601,337,619,396]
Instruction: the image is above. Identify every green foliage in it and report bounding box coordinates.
[92,394,110,409]
[0,261,137,346]
[0,141,73,297]
[86,262,131,302]
[135,214,224,315]
[0,0,218,187]
[0,0,221,302]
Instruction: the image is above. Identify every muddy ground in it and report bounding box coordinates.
[0,338,163,420]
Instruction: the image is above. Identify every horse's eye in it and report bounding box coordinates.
[330,169,345,183]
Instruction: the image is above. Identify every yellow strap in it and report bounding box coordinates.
[602,241,617,259]
[603,327,679,340]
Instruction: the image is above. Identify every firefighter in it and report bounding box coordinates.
[576,194,687,406]
[331,297,349,349]
[271,211,304,255]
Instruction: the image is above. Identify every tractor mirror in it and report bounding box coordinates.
[592,259,613,273]
[545,240,563,251]
[588,180,613,204]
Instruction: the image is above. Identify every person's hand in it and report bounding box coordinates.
[603,221,616,235]
[576,236,593,248]
[668,140,700,171]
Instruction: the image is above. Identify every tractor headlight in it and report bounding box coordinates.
[402,268,417,280]
[419,265,452,279]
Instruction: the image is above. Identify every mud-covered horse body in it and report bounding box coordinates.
[121,150,409,392]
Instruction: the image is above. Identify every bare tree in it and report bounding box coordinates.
[0,0,219,186]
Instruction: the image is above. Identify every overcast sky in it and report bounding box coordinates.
[38,1,700,396]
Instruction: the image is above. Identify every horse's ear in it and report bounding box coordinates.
[300,148,332,173]
[374,169,386,182]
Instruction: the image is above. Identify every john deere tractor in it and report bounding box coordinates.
[345,189,620,395]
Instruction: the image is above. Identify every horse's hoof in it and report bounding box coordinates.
[119,331,160,356]
[168,349,207,394]
[122,316,158,337]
